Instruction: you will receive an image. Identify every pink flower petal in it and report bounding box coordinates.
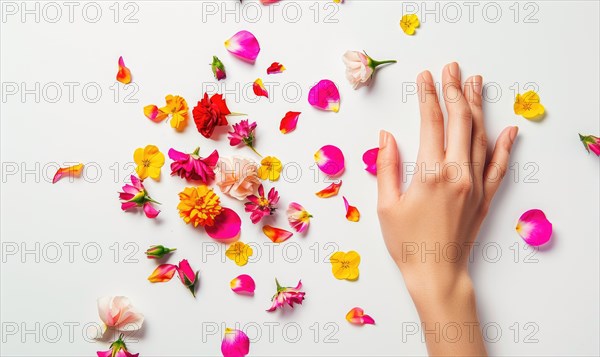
[143,202,160,218]
[279,111,301,134]
[230,274,256,295]
[346,307,375,325]
[221,328,250,357]
[147,264,177,283]
[253,78,268,98]
[225,30,260,63]
[314,145,345,176]
[308,79,340,112]
[343,196,360,222]
[205,207,242,242]
[262,225,293,243]
[121,201,138,211]
[362,148,379,175]
[516,209,552,246]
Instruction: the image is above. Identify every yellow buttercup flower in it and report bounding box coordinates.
[177,186,223,227]
[514,91,545,120]
[330,251,360,280]
[226,241,253,266]
[134,145,165,181]
[400,14,420,35]
[258,156,283,181]
[163,95,189,131]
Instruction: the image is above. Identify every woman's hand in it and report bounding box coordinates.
[376,62,518,356]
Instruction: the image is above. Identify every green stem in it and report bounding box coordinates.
[370,59,397,68]
[248,145,262,158]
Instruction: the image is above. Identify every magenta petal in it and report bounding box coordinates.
[308,79,340,112]
[315,145,345,176]
[205,207,242,242]
[516,209,552,246]
[121,201,138,211]
[362,148,379,175]
[225,30,260,63]
[231,274,256,295]
[221,328,250,357]
[168,148,189,161]
[143,203,160,218]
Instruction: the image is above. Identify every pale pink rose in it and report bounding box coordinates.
[343,51,373,89]
[215,157,261,200]
[97,296,144,333]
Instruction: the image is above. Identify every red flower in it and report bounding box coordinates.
[192,93,231,138]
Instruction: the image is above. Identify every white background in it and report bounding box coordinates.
[1,1,599,356]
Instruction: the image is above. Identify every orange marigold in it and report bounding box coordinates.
[177,186,223,227]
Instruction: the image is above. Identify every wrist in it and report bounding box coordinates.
[402,267,474,308]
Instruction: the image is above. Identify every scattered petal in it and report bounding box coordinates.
[362,148,379,175]
[287,202,312,233]
[147,264,177,283]
[330,251,360,280]
[52,163,84,184]
[225,241,253,266]
[230,274,256,295]
[263,225,293,243]
[279,111,301,134]
[400,14,420,35]
[253,78,269,98]
[346,307,375,325]
[516,209,552,246]
[514,91,545,120]
[116,56,132,84]
[267,62,286,74]
[221,328,250,357]
[144,104,167,123]
[343,196,360,222]
[315,181,342,198]
[225,30,260,63]
[308,79,340,112]
[314,145,345,176]
[205,207,242,242]
[143,202,160,218]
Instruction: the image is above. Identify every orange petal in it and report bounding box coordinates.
[315,181,342,198]
[144,104,168,123]
[116,56,132,84]
[262,225,293,243]
[52,163,84,184]
[346,307,375,325]
[343,196,360,222]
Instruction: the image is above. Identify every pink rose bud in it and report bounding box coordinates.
[145,245,176,259]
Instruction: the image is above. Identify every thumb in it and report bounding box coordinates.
[376,130,402,205]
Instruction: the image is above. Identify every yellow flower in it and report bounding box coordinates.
[400,14,420,35]
[163,95,189,131]
[134,145,165,181]
[514,91,545,120]
[258,156,283,181]
[226,241,253,266]
[330,251,360,280]
[177,186,222,227]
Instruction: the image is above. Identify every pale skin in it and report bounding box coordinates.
[376,62,518,356]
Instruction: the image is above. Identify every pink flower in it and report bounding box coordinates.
[579,134,600,156]
[215,157,261,200]
[287,202,312,233]
[169,147,219,183]
[244,184,279,224]
[267,279,305,312]
[97,334,139,357]
[118,175,160,218]
[97,296,144,333]
[225,30,260,63]
[228,120,260,156]
[221,328,250,357]
[147,259,199,297]
[342,50,396,89]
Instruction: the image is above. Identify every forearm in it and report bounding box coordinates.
[404,271,486,357]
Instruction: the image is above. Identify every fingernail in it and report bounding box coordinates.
[420,70,433,83]
[448,62,460,80]
[510,126,519,141]
[379,130,389,148]
[475,75,483,95]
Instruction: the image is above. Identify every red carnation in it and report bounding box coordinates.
[192,93,231,138]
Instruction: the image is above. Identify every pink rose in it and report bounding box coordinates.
[343,51,372,89]
[215,157,261,200]
[97,296,144,333]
